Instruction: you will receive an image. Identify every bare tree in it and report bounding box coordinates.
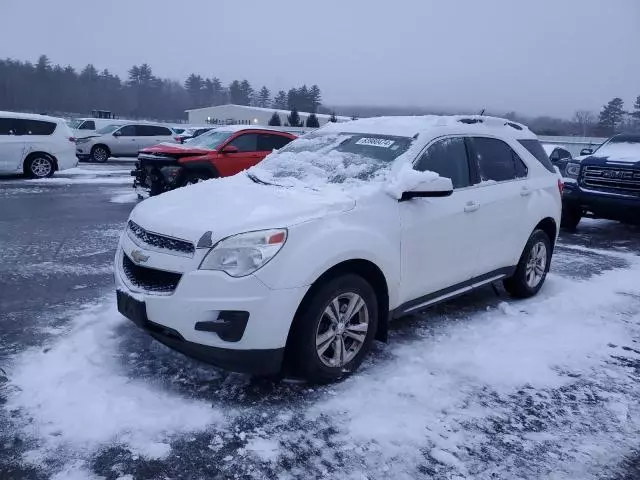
[573,110,595,137]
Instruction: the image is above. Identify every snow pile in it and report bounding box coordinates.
[384,162,441,199]
[110,191,139,204]
[26,176,132,185]
[593,142,640,162]
[4,300,225,464]
[310,253,640,478]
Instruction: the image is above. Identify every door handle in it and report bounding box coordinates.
[520,186,532,197]
[464,201,480,213]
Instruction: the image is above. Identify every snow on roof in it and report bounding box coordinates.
[185,104,351,121]
[0,110,65,123]
[319,115,535,139]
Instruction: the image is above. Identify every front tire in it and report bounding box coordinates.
[287,274,378,383]
[561,205,582,231]
[90,145,110,163]
[503,229,552,299]
[24,155,55,178]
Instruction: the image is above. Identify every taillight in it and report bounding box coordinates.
[69,136,76,143]
[558,178,564,195]
[174,136,181,143]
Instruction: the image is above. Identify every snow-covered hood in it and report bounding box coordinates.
[587,143,640,165]
[129,174,356,243]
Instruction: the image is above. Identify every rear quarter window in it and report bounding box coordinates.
[518,139,556,173]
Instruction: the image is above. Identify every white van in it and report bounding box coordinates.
[67,117,129,138]
[0,111,77,178]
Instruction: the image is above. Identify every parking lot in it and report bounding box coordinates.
[1,163,640,479]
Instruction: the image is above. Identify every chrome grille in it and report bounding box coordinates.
[122,253,181,294]
[127,220,195,255]
[581,165,640,194]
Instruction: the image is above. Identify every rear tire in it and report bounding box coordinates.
[561,205,582,231]
[503,229,552,299]
[287,274,378,383]
[90,145,110,163]
[24,155,55,178]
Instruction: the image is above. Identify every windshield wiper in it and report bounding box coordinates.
[247,172,272,186]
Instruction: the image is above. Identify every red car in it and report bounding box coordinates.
[133,126,296,196]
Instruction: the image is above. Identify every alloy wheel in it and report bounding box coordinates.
[315,292,369,368]
[30,157,52,177]
[93,147,108,162]
[525,241,547,288]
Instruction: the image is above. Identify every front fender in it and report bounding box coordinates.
[255,206,402,309]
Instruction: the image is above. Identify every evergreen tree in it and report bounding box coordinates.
[273,90,287,109]
[329,111,338,123]
[185,73,204,107]
[287,87,298,110]
[305,113,320,128]
[239,79,253,106]
[288,107,301,127]
[229,80,242,104]
[598,97,625,134]
[632,95,640,126]
[257,86,271,108]
[309,84,322,112]
[268,112,282,126]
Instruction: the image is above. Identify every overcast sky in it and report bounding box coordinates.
[2,0,638,118]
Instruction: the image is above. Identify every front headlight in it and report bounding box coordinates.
[564,162,581,179]
[199,228,287,277]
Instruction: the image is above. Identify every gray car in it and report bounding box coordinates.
[76,123,176,162]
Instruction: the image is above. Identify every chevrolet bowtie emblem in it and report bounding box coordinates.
[130,249,149,264]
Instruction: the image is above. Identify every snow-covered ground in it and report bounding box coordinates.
[1,240,639,479]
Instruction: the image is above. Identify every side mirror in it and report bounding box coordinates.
[399,176,454,201]
[113,131,122,137]
[580,148,593,156]
[220,145,239,154]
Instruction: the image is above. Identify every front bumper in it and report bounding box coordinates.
[563,181,640,222]
[116,290,284,375]
[114,234,309,374]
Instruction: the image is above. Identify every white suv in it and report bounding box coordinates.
[115,115,562,383]
[0,111,77,178]
[76,123,176,162]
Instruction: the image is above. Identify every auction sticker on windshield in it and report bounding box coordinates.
[355,138,395,148]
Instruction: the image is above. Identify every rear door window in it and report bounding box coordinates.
[470,137,527,182]
[228,133,259,152]
[14,119,57,136]
[414,137,471,189]
[150,126,172,136]
[518,139,556,173]
[117,125,137,136]
[0,118,16,135]
[257,134,293,151]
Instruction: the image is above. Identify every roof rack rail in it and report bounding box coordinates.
[504,121,523,131]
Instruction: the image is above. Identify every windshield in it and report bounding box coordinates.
[67,119,83,129]
[251,131,413,187]
[186,130,233,149]
[96,124,121,135]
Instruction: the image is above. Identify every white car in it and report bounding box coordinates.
[75,123,177,162]
[67,117,129,139]
[115,115,562,382]
[0,111,77,178]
